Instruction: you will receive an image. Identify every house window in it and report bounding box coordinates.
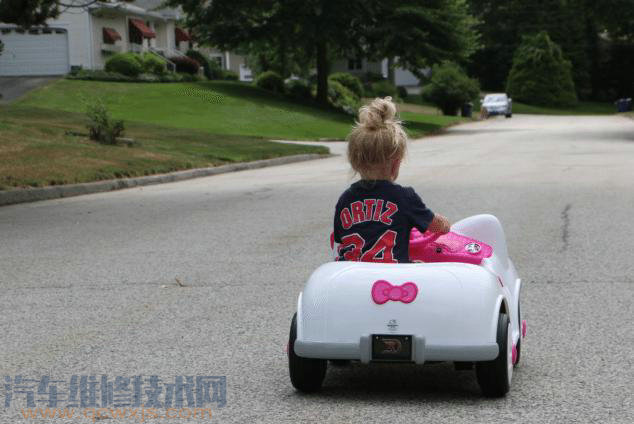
[347,58,362,70]
[210,56,223,69]
[103,27,122,45]
[129,19,156,45]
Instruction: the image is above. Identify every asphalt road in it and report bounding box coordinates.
[0,76,58,103]
[1,114,633,423]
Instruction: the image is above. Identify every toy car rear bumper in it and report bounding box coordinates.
[294,336,499,364]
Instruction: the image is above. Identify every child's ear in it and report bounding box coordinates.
[391,159,401,180]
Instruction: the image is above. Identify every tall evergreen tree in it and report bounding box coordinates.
[468,0,597,98]
[506,31,577,106]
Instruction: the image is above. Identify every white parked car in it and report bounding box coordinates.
[482,93,513,118]
[288,215,526,397]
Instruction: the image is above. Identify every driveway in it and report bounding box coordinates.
[0,114,633,423]
[0,76,59,103]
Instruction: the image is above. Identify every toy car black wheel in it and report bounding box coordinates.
[329,360,351,367]
[515,301,522,367]
[288,313,327,392]
[476,312,512,397]
[505,113,512,118]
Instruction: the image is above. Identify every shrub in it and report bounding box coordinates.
[285,79,312,101]
[170,56,200,75]
[186,49,214,79]
[137,73,160,82]
[105,53,144,77]
[179,73,202,82]
[141,52,167,75]
[369,80,398,98]
[67,69,133,82]
[85,99,124,145]
[506,31,577,107]
[328,80,360,115]
[221,70,239,80]
[421,61,480,115]
[254,70,284,93]
[397,86,408,100]
[158,73,183,82]
[328,72,364,98]
[206,60,223,79]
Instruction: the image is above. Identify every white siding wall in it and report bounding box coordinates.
[49,9,92,69]
[165,21,175,52]
[90,15,128,69]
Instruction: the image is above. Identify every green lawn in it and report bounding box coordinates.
[512,101,615,115]
[3,79,464,190]
[400,111,465,136]
[18,80,351,140]
[18,80,458,140]
[0,105,327,190]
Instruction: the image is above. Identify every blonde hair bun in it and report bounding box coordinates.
[358,96,398,130]
[346,96,408,179]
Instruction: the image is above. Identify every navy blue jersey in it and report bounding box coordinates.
[333,180,435,263]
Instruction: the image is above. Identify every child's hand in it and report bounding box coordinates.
[428,214,451,234]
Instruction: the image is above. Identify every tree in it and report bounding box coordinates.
[421,61,480,115]
[0,0,59,27]
[368,0,480,84]
[506,31,577,107]
[170,0,481,105]
[467,0,630,100]
[0,1,131,28]
[170,0,372,105]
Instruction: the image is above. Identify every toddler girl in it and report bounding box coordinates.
[334,97,450,263]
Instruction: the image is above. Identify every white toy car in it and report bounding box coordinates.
[288,214,526,397]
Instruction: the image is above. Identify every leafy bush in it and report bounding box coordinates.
[421,62,480,115]
[67,69,133,82]
[179,73,202,82]
[328,72,364,98]
[136,73,160,82]
[170,56,200,75]
[397,86,408,100]
[159,73,184,83]
[254,71,284,93]
[328,80,360,115]
[186,49,214,79]
[141,52,167,75]
[222,70,239,80]
[85,99,125,145]
[369,80,398,98]
[506,31,577,107]
[205,60,223,79]
[285,79,312,101]
[105,53,144,77]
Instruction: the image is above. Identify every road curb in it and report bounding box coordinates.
[0,153,331,207]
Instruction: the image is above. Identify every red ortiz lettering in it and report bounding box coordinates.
[340,199,398,229]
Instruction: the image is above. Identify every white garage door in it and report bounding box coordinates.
[0,28,69,76]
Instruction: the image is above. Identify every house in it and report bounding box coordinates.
[0,0,252,80]
[331,57,424,92]
[0,1,187,76]
[197,47,253,82]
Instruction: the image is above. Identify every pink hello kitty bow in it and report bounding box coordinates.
[371,280,418,305]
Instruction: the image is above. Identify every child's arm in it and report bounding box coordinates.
[427,214,451,233]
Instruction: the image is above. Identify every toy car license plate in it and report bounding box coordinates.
[371,334,412,361]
